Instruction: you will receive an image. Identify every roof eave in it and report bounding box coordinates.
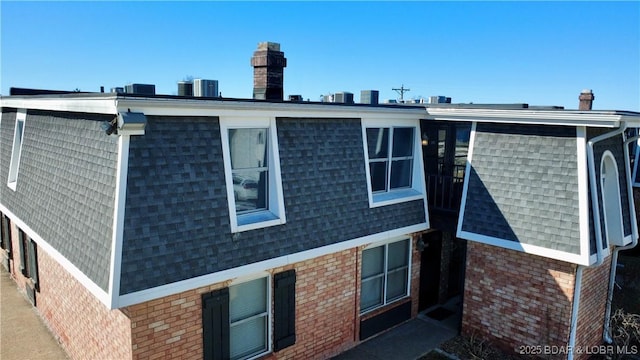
[425,107,640,128]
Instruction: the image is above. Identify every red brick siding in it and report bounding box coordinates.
[36,246,133,360]
[268,248,359,360]
[574,255,612,359]
[125,282,229,360]
[3,218,132,360]
[462,242,576,354]
[126,236,422,360]
[6,222,31,291]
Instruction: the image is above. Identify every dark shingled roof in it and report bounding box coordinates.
[459,123,581,254]
[119,116,427,294]
[0,108,118,291]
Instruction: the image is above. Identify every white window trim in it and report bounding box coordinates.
[360,237,412,315]
[361,119,426,208]
[228,274,271,360]
[600,151,625,251]
[220,117,286,233]
[7,109,27,191]
[632,137,640,187]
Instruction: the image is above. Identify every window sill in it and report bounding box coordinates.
[360,296,411,318]
[370,189,423,208]
[233,210,285,233]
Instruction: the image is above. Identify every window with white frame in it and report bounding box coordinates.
[8,110,27,190]
[220,117,286,232]
[229,277,269,360]
[362,119,424,207]
[360,238,410,313]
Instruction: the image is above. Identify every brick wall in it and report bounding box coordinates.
[36,246,133,360]
[3,209,421,360]
[125,282,228,360]
[125,248,362,360]
[3,219,132,360]
[269,248,358,360]
[125,236,422,360]
[462,242,576,354]
[6,222,31,291]
[574,257,612,359]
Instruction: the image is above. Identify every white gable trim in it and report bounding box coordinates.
[107,134,131,309]
[1,96,118,114]
[458,230,589,265]
[576,127,592,265]
[117,223,427,308]
[0,204,111,306]
[456,122,477,237]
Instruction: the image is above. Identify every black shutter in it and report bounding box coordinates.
[18,229,27,276]
[273,269,296,351]
[28,240,39,292]
[202,288,230,360]
[1,215,11,259]
[0,215,6,251]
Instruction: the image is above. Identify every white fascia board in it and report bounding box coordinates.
[115,98,425,120]
[458,230,591,266]
[456,122,477,236]
[107,135,130,309]
[116,223,428,308]
[0,96,118,114]
[425,108,638,128]
[0,203,112,307]
[576,127,592,266]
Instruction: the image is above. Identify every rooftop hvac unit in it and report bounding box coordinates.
[125,84,156,95]
[360,90,379,105]
[334,92,354,104]
[178,81,193,96]
[193,79,219,97]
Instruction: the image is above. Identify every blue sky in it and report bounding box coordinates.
[1,1,639,110]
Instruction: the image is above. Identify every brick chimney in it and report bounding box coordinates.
[579,89,595,110]
[251,42,287,101]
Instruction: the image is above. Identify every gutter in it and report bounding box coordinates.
[603,134,640,343]
[569,125,627,360]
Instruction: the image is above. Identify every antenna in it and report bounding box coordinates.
[392,84,411,103]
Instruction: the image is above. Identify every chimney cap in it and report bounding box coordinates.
[258,42,280,51]
[581,89,593,94]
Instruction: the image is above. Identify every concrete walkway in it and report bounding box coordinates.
[0,268,68,360]
[1,264,457,360]
[332,311,459,360]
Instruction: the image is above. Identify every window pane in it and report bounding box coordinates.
[386,268,408,301]
[388,240,409,270]
[369,162,388,192]
[390,160,412,189]
[362,246,384,278]
[229,277,267,323]
[361,277,383,311]
[233,170,267,213]
[366,128,389,159]
[229,128,268,170]
[392,128,413,157]
[230,316,267,360]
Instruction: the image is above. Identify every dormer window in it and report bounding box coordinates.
[220,117,286,232]
[7,109,27,191]
[362,119,424,207]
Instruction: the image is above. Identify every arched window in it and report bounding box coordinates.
[600,151,624,250]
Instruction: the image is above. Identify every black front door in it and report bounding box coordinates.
[419,230,442,311]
